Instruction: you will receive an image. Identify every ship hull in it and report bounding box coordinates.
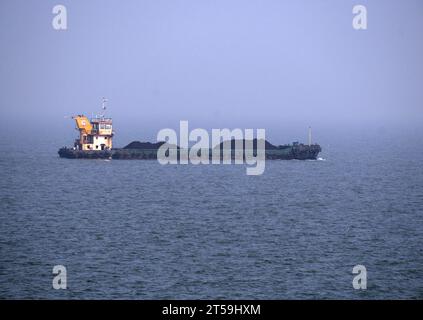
[58,145,321,160]
[58,148,113,159]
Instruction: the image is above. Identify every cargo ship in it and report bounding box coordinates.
[58,100,322,160]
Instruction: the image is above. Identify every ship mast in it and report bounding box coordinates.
[100,97,108,119]
[308,126,312,146]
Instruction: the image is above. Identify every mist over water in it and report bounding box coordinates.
[1,0,423,133]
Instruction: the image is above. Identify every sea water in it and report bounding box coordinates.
[0,130,422,299]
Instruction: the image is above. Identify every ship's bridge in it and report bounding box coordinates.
[71,98,114,151]
[90,117,113,136]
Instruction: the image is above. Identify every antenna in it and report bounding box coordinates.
[101,97,108,118]
[308,126,312,146]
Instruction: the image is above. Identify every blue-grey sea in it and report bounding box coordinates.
[0,130,422,299]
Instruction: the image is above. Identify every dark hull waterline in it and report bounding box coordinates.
[58,140,322,160]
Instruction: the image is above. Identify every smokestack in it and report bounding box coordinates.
[308,126,312,146]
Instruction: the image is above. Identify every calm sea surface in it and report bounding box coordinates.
[0,132,422,299]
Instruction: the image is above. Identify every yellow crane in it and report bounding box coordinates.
[72,115,93,134]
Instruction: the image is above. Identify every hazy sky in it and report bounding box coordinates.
[0,0,422,144]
